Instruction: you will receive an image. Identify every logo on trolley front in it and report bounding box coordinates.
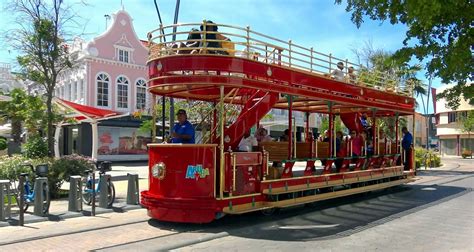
[185,165,210,180]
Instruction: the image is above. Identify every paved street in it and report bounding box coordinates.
[0,157,472,251]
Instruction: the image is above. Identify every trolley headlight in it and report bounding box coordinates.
[152,162,166,180]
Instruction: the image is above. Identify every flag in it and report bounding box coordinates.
[431,87,437,114]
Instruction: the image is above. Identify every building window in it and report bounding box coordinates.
[117,76,129,109]
[97,73,110,107]
[448,112,457,123]
[118,49,129,63]
[136,79,146,109]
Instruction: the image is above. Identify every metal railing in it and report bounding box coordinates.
[147,21,413,97]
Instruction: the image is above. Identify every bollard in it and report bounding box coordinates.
[68,176,83,212]
[33,177,49,216]
[99,174,111,208]
[126,173,139,205]
[0,180,12,221]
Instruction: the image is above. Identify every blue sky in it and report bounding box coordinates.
[0,0,439,113]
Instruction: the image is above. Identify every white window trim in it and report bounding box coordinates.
[113,45,135,64]
[95,72,112,109]
[135,78,148,110]
[115,75,130,111]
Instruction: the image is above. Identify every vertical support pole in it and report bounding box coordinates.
[293,116,297,159]
[328,53,332,73]
[68,176,82,212]
[99,174,111,208]
[372,109,377,156]
[310,47,314,73]
[219,86,225,199]
[126,173,139,205]
[306,112,313,158]
[212,101,217,143]
[288,40,292,67]
[395,113,399,154]
[91,170,96,216]
[91,120,98,161]
[151,94,157,143]
[54,121,62,158]
[162,96,166,141]
[33,177,48,216]
[246,26,250,59]
[333,115,337,158]
[19,176,24,226]
[202,20,207,53]
[328,102,333,157]
[288,95,293,159]
[0,180,11,221]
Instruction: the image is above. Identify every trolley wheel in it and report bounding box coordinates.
[261,208,278,216]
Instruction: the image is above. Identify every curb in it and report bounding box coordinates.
[0,204,143,227]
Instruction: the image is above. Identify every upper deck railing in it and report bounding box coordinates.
[147,21,414,97]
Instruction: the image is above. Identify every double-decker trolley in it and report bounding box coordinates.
[141,21,416,223]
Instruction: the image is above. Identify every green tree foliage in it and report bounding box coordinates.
[335,0,473,109]
[460,110,474,143]
[0,89,47,144]
[5,0,80,156]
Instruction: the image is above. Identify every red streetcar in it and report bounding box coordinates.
[141,21,416,223]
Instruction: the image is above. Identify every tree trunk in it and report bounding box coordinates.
[46,91,55,157]
[11,118,22,143]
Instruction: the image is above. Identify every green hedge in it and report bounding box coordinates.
[415,147,442,169]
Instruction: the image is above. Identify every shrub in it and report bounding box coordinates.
[0,138,7,151]
[414,147,442,169]
[0,155,32,180]
[23,136,48,158]
[49,154,94,198]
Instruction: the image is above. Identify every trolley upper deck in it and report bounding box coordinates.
[146,22,415,116]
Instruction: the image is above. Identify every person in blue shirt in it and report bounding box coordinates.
[170,109,195,144]
[401,127,413,170]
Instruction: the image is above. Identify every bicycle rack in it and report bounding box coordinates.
[126,173,139,205]
[99,174,111,208]
[68,176,82,212]
[0,180,12,221]
[33,177,48,216]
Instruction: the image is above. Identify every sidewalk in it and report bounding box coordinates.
[0,163,149,227]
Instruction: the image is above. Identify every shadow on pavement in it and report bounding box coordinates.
[146,183,468,241]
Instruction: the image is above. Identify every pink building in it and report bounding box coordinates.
[57,10,151,161]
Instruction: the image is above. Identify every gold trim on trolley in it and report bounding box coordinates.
[147,143,218,148]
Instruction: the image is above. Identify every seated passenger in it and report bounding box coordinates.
[197,20,227,55]
[255,127,272,143]
[325,62,345,81]
[346,66,357,84]
[238,130,258,152]
[175,28,201,54]
[279,129,290,142]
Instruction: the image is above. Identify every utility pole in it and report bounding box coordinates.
[104,14,111,30]
[426,74,433,151]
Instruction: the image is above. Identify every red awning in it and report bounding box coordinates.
[56,99,123,121]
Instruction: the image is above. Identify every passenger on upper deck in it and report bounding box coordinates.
[174,28,201,54]
[346,66,357,84]
[197,20,229,55]
[238,130,258,152]
[331,62,345,81]
[170,109,195,144]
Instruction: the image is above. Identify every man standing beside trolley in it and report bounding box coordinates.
[401,127,413,170]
